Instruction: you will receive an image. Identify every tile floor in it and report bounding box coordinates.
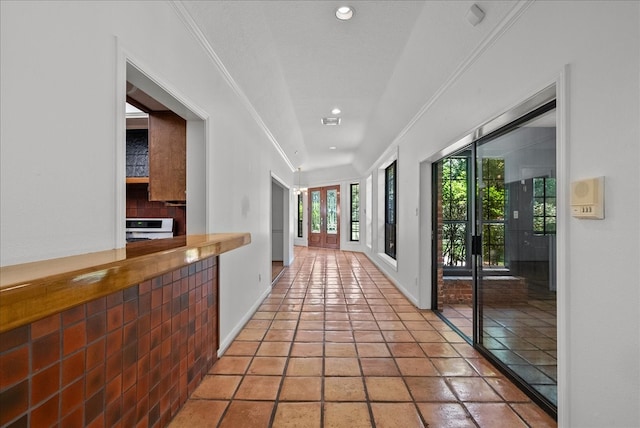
[169,247,556,428]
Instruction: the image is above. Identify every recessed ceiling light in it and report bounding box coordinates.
[331,107,341,115]
[321,117,341,126]
[335,6,354,21]
[329,146,337,150]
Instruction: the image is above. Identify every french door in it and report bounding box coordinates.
[308,185,340,249]
[432,92,557,418]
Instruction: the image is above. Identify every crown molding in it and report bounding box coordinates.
[170,1,296,172]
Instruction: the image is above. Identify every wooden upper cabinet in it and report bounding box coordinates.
[148,111,186,202]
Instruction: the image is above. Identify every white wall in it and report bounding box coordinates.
[0,1,294,354]
[364,2,640,427]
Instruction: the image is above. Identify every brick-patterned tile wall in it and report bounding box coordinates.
[0,256,218,428]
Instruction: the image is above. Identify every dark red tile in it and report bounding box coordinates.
[62,350,85,387]
[86,338,106,370]
[31,363,59,406]
[106,374,122,405]
[106,330,123,358]
[0,326,28,353]
[106,351,122,382]
[106,397,122,427]
[84,389,104,425]
[32,331,61,373]
[61,378,84,417]
[4,414,28,428]
[86,297,106,317]
[85,364,105,398]
[86,313,106,344]
[124,299,138,324]
[30,394,59,428]
[62,305,85,327]
[0,345,28,390]
[124,285,138,302]
[107,304,124,332]
[63,322,86,356]
[0,379,28,426]
[61,406,84,428]
[31,314,61,340]
[107,291,123,308]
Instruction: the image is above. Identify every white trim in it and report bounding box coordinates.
[364,252,416,306]
[115,36,127,249]
[366,0,534,177]
[218,286,272,356]
[170,1,295,173]
[556,64,569,428]
[376,252,398,271]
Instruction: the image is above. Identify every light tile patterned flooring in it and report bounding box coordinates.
[169,247,556,427]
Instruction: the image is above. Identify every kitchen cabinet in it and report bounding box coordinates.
[148,111,186,202]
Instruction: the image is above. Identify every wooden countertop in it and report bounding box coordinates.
[0,233,251,333]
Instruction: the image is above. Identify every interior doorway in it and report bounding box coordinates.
[308,185,340,249]
[271,176,291,283]
[432,91,558,417]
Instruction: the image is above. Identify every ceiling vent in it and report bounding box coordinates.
[321,117,341,126]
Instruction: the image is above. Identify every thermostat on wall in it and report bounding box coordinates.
[571,176,604,219]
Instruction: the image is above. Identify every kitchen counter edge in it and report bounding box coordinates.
[0,233,251,333]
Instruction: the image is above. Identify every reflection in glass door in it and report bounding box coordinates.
[308,185,340,249]
[433,99,557,417]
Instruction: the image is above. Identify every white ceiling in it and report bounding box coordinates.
[179,1,518,174]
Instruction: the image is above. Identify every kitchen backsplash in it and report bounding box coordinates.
[126,129,149,177]
[126,184,186,236]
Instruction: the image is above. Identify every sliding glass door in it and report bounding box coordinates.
[433,95,557,417]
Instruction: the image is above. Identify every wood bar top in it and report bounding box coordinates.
[0,233,251,333]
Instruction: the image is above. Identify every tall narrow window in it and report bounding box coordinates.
[297,193,303,238]
[533,177,556,235]
[385,161,397,259]
[350,183,360,241]
[480,158,506,267]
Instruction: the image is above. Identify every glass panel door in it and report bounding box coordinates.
[476,107,557,409]
[308,185,340,249]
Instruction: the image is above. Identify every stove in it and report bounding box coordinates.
[126,218,174,242]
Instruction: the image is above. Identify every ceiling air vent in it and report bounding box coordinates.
[321,117,341,126]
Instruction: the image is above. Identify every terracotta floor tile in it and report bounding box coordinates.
[360,358,400,376]
[286,357,323,376]
[235,328,266,341]
[416,402,476,428]
[209,356,251,375]
[419,342,459,358]
[234,375,282,400]
[218,400,274,428]
[350,313,375,321]
[256,341,291,357]
[298,321,324,330]
[405,377,457,402]
[465,402,528,427]
[295,330,324,342]
[354,331,384,342]
[245,319,271,329]
[365,377,412,401]
[191,375,241,399]
[381,330,415,342]
[272,402,321,428]
[377,321,406,331]
[357,343,391,357]
[448,377,502,402]
[323,402,372,428]
[167,399,228,428]
[485,377,530,402]
[511,403,558,428]
[324,377,366,401]
[247,357,287,375]
[290,343,323,357]
[224,341,260,356]
[395,358,439,377]
[370,403,425,428]
[325,343,357,357]
[387,342,425,358]
[279,377,322,401]
[270,320,298,330]
[325,331,354,342]
[263,329,295,342]
[326,312,350,321]
[411,330,446,342]
[325,357,361,376]
[431,358,477,377]
[299,312,324,321]
[253,311,277,320]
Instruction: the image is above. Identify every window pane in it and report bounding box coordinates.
[311,190,321,233]
[297,193,303,238]
[442,222,467,266]
[350,183,360,241]
[326,189,337,234]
